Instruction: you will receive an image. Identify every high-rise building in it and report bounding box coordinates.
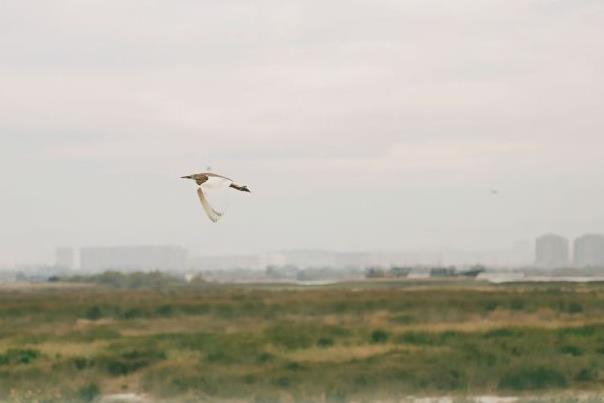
[535,234,570,268]
[574,234,604,268]
[80,245,187,272]
[55,247,74,269]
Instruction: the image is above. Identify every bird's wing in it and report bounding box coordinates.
[197,187,223,223]
[201,175,232,190]
[204,172,233,182]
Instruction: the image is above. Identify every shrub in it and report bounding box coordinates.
[205,350,230,363]
[399,332,435,345]
[67,327,120,342]
[370,329,389,344]
[195,334,265,364]
[483,328,523,338]
[558,325,600,338]
[0,349,40,365]
[101,348,166,376]
[122,308,144,320]
[559,345,584,356]
[498,367,567,390]
[243,374,256,384]
[284,361,304,371]
[509,300,525,311]
[567,302,584,314]
[256,352,274,364]
[85,306,102,320]
[273,377,290,388]
[265,325,312,350]
[433,369,466,390]
[317,337,334,348]
[146,373,216,395]
[72,357,95,370]
[391,314,415,324]
[155,305,173,317]
[77,383,100,402]
[576,367,598,382]
[213,304,235,318]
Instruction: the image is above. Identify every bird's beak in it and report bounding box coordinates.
[181,176,191,179]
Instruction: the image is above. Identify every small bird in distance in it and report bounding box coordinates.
[181,172,250,223]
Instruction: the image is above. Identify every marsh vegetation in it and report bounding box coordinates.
[2,279,604,401]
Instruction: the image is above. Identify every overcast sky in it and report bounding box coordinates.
[1,0,603,265]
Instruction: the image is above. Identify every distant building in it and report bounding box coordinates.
[574,234,604,268]
[80,245,187,272]
[535,234,570,268]
[55,247,74,270]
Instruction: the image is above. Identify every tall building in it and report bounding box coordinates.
[574,234,604,268]
[55,247,74,269]
[80,245,187,272]
[535,234,570,268]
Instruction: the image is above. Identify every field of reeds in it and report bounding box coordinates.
[2,279,604,402]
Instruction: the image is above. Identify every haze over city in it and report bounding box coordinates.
[2,0,604,266]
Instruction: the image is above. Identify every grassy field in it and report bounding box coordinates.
[2,279,604,402]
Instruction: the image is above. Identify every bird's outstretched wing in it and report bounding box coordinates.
[197,187,223,223]
[201,175,232,190]
[204,172,233,182]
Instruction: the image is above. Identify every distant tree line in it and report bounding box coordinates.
[365,265,486,279]
[61,271,202,289]
[265,265,364,281]
[365,266,412,279]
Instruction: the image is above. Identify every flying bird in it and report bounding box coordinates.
[181,172,250,222]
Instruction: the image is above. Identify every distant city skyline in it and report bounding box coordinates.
[6,230,604,271]
[34,232,604,272]
[535,233,604,269]
[10,242,535,272]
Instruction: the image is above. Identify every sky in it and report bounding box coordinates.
[1,0,603,265]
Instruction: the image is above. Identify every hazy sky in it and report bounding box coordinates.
[1,0,603,265]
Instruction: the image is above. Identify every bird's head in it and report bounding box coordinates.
[241,185,251,192]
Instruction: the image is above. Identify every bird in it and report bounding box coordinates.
[490,189,499,195]
[181,172,250,222]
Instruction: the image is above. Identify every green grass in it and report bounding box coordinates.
[2,280,604,401]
